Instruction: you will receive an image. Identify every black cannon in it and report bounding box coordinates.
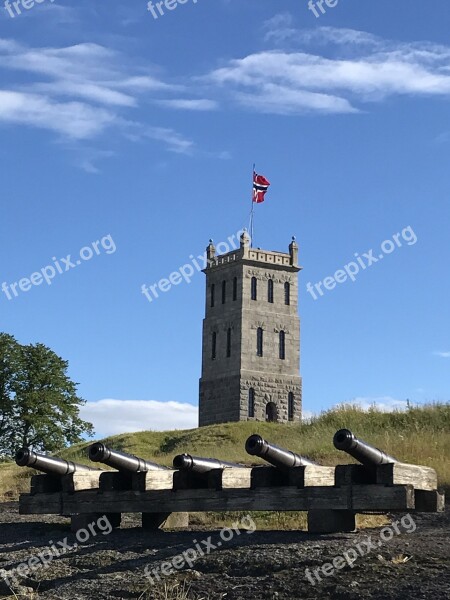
[89,443,169,472]
[173,454,244,475]
[245,435,317,469]
[15,447,97,476]
[333,429,398,466]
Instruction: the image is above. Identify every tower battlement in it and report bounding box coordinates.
[204,231,300,271]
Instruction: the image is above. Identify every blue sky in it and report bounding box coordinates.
[1,0,449,437]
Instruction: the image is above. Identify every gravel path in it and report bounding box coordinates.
[0,502,448,599]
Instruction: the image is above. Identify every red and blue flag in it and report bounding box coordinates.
[253,172,270,204]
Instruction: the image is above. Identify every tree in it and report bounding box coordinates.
[0,333,94,457]
[0,333,21,454]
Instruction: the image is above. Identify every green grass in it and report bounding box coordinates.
[1,403,449,504]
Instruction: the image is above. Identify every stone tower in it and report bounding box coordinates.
[198,231,302,426]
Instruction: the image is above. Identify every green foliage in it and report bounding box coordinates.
[0,333,21,452]
[0,332,93,457]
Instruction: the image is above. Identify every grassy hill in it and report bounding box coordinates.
[1,403,449,503]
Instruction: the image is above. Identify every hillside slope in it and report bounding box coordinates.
[1,403,449,499]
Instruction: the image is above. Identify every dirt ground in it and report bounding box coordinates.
[0,502,448,600]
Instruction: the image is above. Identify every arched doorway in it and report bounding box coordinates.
[265,402,278,422]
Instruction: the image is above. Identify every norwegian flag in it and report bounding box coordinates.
[253,172,270,204]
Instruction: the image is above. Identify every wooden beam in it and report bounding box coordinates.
[30,475,62,495]
[173,471,209,490]
[414,489,445,512]
[335,465,376,486]
[60,486,350,514]
[250,467,287,488]
[289,466,336,488]
[376,463,438,491]
[99,472,133,491]
[351,484,415,511]
[207,468,253,490]
[19,484,441,519]
[251,466,336,489]
[19,493,62,515]
[62,472,103,493]
[132,471,176,492]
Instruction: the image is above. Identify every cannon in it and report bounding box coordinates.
[173,454,245,474]
[15,447,97,476]
[245,435,317,469]
[89,443,169,472]
[333,429,398,466]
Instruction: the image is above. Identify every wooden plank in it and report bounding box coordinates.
[207,468,253,490]
[414,490,445,512]
[30,475,62,495]
[173,471,209,490]
[62,472,103,493]
[132,471,176,492]
[99,471,133,491]
[351,484,415,511]
[21,483,435,517]
[19,493,62,515]
[239,466,336,489]
[335,465,376,486]
[251,467,288,488]
[61,487,350,514]
[376,463,438,491]
[289,466,335,488]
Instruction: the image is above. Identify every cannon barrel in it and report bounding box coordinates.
[89,443,169,472]
[173,454,244,474]
[89,442,168,473]
[15,448,96,476]
[333,429,398,466]
[245,435,317,468]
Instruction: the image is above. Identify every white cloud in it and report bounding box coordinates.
[303,396,410,420]
[342,396,409,412]
[145,126,195,154]
[0,2,77,23]
[3,28,450,156]
[157,98,218,111]
[29,81,137,107]
[73,148,116,174]
[80,399,198,437]
[434,351,450,358]
[205,29,450,115]
[124,123,195,155]
[263,12,297,44]
[0,91,115,139]
[263,19,379,48]
[235,84,357,115]
[292,26,381,48]
[301,410,315,423]
[116,76,177,93]
[0,39,193,158]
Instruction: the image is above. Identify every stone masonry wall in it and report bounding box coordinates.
[199,235,302,426]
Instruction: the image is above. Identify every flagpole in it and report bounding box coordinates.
[250,163,255,247]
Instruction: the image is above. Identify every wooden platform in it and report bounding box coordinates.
[19,463,445,534]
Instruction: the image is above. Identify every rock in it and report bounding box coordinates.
[184,569,202,579]
[0,570,15,596]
